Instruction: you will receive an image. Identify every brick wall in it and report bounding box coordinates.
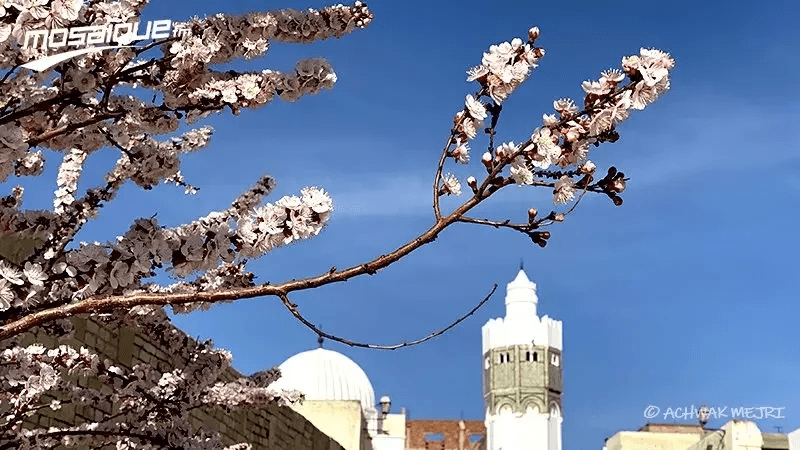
[406,420,485,450]
[17,315,344,450]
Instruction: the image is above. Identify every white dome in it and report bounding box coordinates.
[270,348,376,413]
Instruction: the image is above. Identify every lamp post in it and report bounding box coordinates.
[377,395,391,434]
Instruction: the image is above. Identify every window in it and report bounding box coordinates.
[484,357,490,369]
[506,352,512,363]
[469,434,484,449]
[498,353,504,364]
[551,354,560,366]
[533,352,538,362]
[525,351,531,362]
[425,433,444,442]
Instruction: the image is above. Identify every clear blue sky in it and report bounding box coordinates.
[13,1,800,449]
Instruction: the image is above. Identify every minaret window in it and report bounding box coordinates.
[525,351,531,362]
[533,352,538,362]
[506,352,511,363]
[551,354,560,366]
[485,357,490,369]
[498,354,504,364]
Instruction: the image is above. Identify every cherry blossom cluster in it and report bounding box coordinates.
[1,310,301,448]
[444,41,674,207]
[0,0,367,312]
[446,28,545,171]
[0,2,367,442]
[466,26,545,104]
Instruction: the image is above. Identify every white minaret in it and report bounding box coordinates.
[481,265,563,450]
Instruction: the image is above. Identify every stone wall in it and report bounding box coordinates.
[405,420,485,450]
[17,315,344,450]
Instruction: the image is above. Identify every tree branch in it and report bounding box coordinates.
[278,284,497,349]
[0,195,485,340]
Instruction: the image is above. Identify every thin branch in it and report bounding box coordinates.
[432,132,456,220]
[278,284,497,350]
[0,195,484,340]
[27,112,125,146]
[458,216,533,231]
[433,86,486,220]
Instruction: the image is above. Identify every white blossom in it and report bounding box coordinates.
[510,156,534,185]
[553,176,576,204]
[441,174,462,196]
[23,262,47,287]
[465,95,488,120]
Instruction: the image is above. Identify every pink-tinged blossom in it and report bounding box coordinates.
[465,95,488,120]
[529,128,561,169]
[510,156,534,185]
[553,176,576,204]
[452,140,470,164]
[553,98,579,117]
[495,141,519,162]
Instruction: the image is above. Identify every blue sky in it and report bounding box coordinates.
[8,0,800,449]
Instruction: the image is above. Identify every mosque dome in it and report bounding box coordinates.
[269,347,376,413]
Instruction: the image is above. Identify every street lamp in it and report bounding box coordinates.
[374,395,391,435]
[379,395,391,416]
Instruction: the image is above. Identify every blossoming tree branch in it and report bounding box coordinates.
[0,0,674,447]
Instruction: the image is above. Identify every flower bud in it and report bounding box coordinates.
[528,208,538,224]
[610,177,627,193]
[467,176,478,193]
[530,230,550,248]
[579,160,596,174]
[528,27,540,42]
[612,195,623,206]
[481,152,493,171]
[553,214,564,222]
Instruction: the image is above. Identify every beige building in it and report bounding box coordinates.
[604,421,800,450]
[268,339,408,450]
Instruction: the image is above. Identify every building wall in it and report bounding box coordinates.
[405,420,485,450]
[606,421,793,450]
[369,412,407,450]
[605,431,706,450]
[788,428,800,450]
[291,400,366,450]
[18,316,346,450]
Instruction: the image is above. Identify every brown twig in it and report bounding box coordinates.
[277,284,497,350]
